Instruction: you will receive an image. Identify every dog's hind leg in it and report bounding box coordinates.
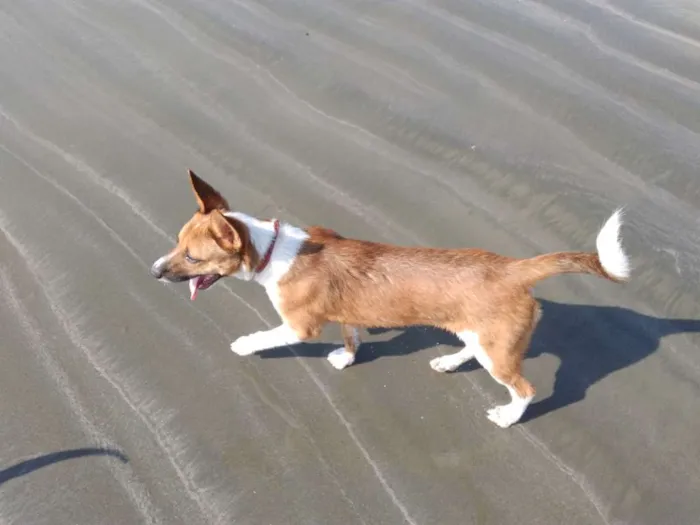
[327,324,361,370]
[484,373,535,428]
[478,309,539,428]
[429,330,479,373]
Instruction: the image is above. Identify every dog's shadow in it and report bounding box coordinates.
[260,299,700,422]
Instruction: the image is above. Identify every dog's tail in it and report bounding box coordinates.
[508,209,630,287]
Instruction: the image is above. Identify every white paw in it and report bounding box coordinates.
[327,348,355,370]
[430,355,460,373]
[486,404,520,428]
[230,335,260,356]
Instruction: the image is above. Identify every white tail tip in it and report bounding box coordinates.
[596,208,630,280]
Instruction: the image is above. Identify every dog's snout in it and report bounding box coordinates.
[150,255,169,279]
[150,263,164,279]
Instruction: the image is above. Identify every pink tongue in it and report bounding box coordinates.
[189,276,203,301]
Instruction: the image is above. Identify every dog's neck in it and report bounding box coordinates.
[225,212,308,287]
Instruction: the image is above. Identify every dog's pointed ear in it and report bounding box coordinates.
[189,169,229,213]
[209,210,243,252]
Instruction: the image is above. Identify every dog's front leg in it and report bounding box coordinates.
[327,324,360,370]
[230,324,301,356]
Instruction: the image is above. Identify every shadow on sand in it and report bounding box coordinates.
[0,447,128,486]
[260,299,700,422]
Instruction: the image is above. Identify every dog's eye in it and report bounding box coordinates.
[184,251,200,264]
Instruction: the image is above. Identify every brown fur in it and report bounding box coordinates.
[154,171,628,426]
[154,172,260,282]
[276,232,552,394]
[340,324,359,357]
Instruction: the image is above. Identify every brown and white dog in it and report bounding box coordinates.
[151,170,630,428]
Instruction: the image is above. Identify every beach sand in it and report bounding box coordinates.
[2,1,700,524]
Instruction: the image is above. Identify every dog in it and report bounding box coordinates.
[151,170,630,428]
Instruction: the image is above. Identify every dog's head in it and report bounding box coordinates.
[150,170,257,300]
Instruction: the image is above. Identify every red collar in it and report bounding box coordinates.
[254,219,280,274]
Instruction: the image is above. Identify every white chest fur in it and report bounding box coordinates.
[225,212,308,319]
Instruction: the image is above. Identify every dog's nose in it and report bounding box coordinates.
[150,257,168,279]
[151,254,173,279]
[150,262,164,279]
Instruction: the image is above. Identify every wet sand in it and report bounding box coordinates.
[2,1,700,524]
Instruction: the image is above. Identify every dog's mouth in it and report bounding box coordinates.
[188,274,221,301]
